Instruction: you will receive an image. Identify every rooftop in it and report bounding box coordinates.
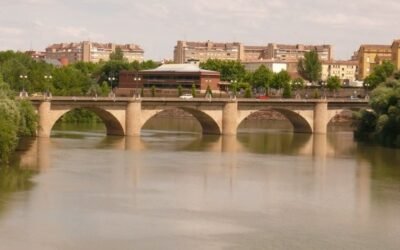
[141,64,219,74]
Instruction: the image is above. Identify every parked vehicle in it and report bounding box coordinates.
[179,94,193,99]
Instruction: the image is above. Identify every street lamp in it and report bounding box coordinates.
[321,81,327,99]
[364,83,370,100]
[133,76,141,98]
[44,75,52,98]
[19,74,28,97]
[108,75,116,89]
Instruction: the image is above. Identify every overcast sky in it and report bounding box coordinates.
[0,0,399,60]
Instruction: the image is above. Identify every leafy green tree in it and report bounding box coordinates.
[191,84,196,97]
[271,70,291,89]
[326,75,341,95]
[109,47,124,61]
[250,65,273,88]
[282,82,292,98]
[177,85,183,96]
[364,61,396,89]
[244,86,252,98]
[200,59,245,81]
[354,79,400,147]
[0,78,37,163]
[297,50,322,83]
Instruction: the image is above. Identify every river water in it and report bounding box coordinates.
[0,117,400,250]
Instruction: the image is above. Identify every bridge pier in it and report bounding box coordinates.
[38,100,51,138]
[126,100,142,136]
[313,100,328,134]
[222,101,238,135]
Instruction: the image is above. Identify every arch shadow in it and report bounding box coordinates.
[51,107,125,136]
[239,108,313,133]
[142,107,221,135]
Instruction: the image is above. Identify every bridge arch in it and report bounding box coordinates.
[141,107,221,135]
[238,108,313,133]
[40,105,125,137]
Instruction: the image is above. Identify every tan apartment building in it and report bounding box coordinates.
[174,41,244,63]
[45,41,144,64]
[357,44,392,80]
[321,60,358,83]
[265,43,333,61]
[174,40,333,64]
[392,39,400,70]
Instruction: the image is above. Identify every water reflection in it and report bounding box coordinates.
[2,119,400,249]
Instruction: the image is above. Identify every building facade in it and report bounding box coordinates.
[243,60,288,73]
[357,44,392,80]
[174,40,333,64]
[321,60,358,83]
[392,40,400,70]
[265,43,333,61]
[45,41,144,64]
[118,64,221,96]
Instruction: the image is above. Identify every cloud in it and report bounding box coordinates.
[0,26,23,35]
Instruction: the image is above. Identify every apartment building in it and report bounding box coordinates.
[392,39,400,70]
[357,44,392,80]
[265,43,333,61]
[173,40,333,64]
[45,41,144,64]
[174,41,244,63]
[321,60,358,83]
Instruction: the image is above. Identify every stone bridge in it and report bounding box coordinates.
[28,97,369,137]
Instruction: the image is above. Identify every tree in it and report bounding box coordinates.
[364,61,396,89]
[297,50,322,83]
[191,84,196,97]
[250,65,273,88]
[292,77,305,90]
[200,59,246,81]
[271,70,291,89]
[177,85,183,96]
[326,76,341,96]
[244,86,252,98]
[109,47,124,61]
[282,82,292,98]
[354,79,400,148]
[151,85,156,97]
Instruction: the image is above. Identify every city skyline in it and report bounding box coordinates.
[1,0,399,60]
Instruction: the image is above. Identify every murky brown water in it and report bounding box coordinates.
[1,118,400,250]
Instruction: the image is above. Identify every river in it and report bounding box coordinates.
[0,117,400,250]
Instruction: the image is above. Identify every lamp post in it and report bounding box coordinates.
[108,74,116,89]
[364,83,370,100]
[133,76,141,98]
[321,81,327,99]
[19,74,28,97]
[44,75,52,98]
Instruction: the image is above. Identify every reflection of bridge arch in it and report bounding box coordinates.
[237,108,313,133]
[141,107,221,135]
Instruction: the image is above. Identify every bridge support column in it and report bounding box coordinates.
[313,100,328,134]
[222,101,238,135]
[38,100,51,138]
[126,100,142,136]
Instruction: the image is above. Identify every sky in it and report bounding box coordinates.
[0,0,399,60]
